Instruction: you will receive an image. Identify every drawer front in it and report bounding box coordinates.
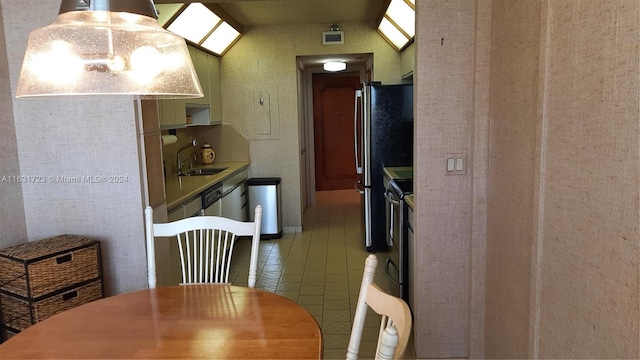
[0,260,27,299]
[1,279,103,331]
[27,244,100,298]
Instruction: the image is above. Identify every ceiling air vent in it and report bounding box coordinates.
[323,25,344,45]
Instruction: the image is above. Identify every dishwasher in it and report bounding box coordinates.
[201,182,222,216]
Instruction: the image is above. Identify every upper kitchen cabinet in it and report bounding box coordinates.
[208,55,222,125]
[159,46,222,129]
[160,98,187,129]
[188,47,210,106]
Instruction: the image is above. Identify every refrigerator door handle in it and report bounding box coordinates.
[354,180,365,195]
[354,89,362,175]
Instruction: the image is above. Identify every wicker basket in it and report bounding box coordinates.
[0,279,103,331]
[0,235,104,339]
[0,235,101,298]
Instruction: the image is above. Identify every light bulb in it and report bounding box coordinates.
[30,41,83,84]
[108,55,125,72]
[129,46,162,83]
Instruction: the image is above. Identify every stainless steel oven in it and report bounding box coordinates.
[383,178,412,303]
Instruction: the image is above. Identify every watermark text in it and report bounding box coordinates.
[0,175,129,184]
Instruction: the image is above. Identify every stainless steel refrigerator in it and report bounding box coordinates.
[354,82,413,252]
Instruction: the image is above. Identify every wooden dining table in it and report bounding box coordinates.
[0,284,323,359]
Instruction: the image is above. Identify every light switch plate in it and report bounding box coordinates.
[445,153,468,175]
[447,158,455,171]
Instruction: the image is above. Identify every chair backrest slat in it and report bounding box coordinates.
[225,232,235,283]
[198,230,203,283]
[145,205,262,289]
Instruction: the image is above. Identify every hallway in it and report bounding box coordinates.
[229,189,413,359]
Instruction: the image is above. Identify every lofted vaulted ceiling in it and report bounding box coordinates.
[154,0,385,27]
[153,0,413,69]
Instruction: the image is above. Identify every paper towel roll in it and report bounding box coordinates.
[161,135,178,145]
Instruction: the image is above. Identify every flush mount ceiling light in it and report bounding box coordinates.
[377,0,415,51]
[16,0,203,99]
[323,61,347,72]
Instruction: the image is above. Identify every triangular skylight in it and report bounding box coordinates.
[155,3,243,56]
[377,0,415,51]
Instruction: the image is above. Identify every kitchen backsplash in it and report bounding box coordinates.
[162,124,250,175]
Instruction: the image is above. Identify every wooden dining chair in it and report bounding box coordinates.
[346,254,412,360]
[144,205,262,289]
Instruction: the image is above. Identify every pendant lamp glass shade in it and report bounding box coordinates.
[16,0,203,99]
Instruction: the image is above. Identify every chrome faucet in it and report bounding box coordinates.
[177,139,197,175]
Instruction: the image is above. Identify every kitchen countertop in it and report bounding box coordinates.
[405,194,414,210]
[385,166,414,210]
[164,161,250,211]
[383,166,413,180]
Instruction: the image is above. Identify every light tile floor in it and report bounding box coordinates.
[229,189,416,360]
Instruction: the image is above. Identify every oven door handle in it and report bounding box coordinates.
[384,189,399,247]
[385,258,401,286]
[384,189,400,206]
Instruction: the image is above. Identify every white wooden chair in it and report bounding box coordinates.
[144,205,262,289]
[346,254,412,360]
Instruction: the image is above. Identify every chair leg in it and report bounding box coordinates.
[144,206,157,289]
[248,233,260,288]
[248,205,262,288]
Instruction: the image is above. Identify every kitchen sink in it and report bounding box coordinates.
[180,167,227,176]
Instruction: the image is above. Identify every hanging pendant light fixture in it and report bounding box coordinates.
[16,0,203,99]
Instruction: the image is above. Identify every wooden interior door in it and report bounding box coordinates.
[313,74,361,191]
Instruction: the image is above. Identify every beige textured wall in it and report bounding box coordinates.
[1,0,149,295]
[220,23,401,229]
[0,1,27,248]
[413,1,483,357]
[469,1,492,358]
[535,1,639,357]
[485,1,541,357]
[485,1,640,358]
